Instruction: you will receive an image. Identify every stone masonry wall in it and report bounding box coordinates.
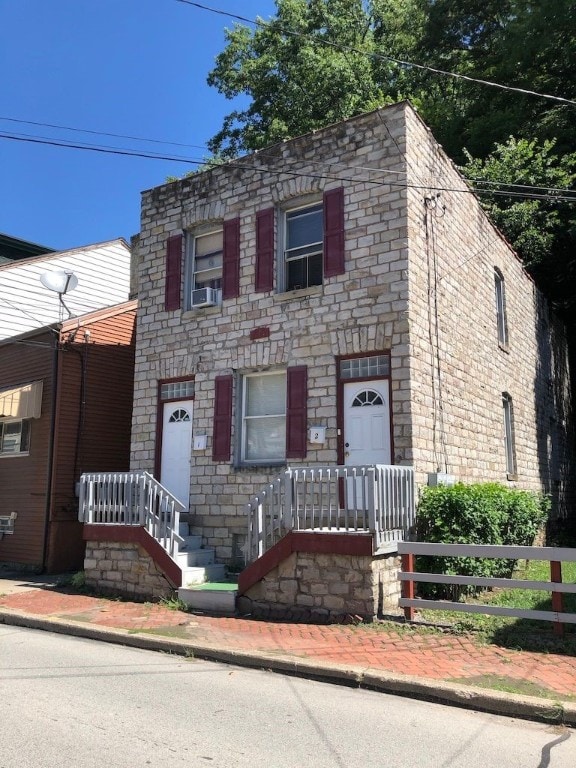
[131,103,414,562]
[84,541,174,601]
[238,551,401,622]
[403,108,574,519]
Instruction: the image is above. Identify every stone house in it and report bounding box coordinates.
[81,102,573,617]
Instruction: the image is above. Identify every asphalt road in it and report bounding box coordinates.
[1,625,573,768]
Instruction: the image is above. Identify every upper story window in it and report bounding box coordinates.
[494,268,508,349]
[0,419,30,456]
[284,203,324,291]
[255,187,344,294]
[187,229,223,308]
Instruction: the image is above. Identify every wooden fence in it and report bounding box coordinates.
[398,542,576,635]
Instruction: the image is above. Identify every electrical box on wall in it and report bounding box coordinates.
[193,435,207,451]
[309,426,326,444]
[427,472,456,487]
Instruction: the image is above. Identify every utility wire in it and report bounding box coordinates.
[2,130,575,205]
[0,115,208,151]
[173,0,576,108]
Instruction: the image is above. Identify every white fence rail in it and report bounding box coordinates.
[398,542,576,635]
[78,471,185,559]
[246,465,415,563]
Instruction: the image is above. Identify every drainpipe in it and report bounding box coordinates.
[41,334,60,572]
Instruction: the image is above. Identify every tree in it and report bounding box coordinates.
[207,0,576,315]
[207,0,424,158]
[462,138,576,312]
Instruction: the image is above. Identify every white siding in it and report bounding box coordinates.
[0,239,131,340]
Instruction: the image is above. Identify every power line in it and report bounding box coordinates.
[0,115,208,151]
[2,115,574,199]
[2,130,575,205]
[174,0,576,108]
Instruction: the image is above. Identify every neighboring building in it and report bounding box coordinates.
[0,233,54,265]
[79,102,573,614]
[0,301,137,572]
[0,238,131,340]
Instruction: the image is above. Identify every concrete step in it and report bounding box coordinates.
[181,563,226,586]
[178,534,203,552]
[178,582,238,614]
[176,548,216,568]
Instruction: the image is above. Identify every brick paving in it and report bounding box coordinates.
[1,585,576,700]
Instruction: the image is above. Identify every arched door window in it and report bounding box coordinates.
[351,390,384,407]
[168,408,191,423]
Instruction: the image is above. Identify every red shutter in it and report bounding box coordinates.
[165,234,183,311]
[212,375,233,462]
[286,366,307,459]
[255,207,275,292]
[222,217,240,300]
[323,187,345,278]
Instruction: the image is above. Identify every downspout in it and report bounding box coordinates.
[41,334,61,572]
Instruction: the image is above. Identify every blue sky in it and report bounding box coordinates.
[1,0,275,251]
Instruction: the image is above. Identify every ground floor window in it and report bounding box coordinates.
[502,392,517,477]
[0,419,30,455]
[240,371,286,464]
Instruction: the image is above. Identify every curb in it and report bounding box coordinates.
[1,607,575,727]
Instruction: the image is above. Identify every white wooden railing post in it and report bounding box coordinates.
[138,473,147,525]
[367,467,378,547]
[283,469,293,529]
[257,502,265,558]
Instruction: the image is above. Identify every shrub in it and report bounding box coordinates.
[416,483,549,599]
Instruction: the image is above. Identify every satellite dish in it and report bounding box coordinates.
[40,270,78,295]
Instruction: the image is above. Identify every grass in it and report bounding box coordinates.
[159,594,189,612]
[449,674,576,703]
[417,558,576,654]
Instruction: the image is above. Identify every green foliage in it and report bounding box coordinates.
[206,0,576,319]
[462,139,576,300]
[69,571,87,590]
[416,483,549,599]
[206,0,422,158]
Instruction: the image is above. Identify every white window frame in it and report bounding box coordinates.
[0,419,30,456]
[281,201,323,292]
[494,268,508,348]
[186,227,223,308]
[239,371,287,466]
[502,392,517,477]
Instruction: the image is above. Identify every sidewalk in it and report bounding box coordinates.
[1,572,575,726]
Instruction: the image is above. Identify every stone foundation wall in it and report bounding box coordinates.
[84,541,174,601]
[238,551,401,622]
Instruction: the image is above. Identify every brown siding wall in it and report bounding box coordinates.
[0,306,136,574]
[0,331,54,569]
[48,307,136,572]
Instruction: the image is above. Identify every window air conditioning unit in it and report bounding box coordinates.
[191,287,219,308]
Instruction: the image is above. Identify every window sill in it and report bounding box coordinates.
[0,452,30,458]
[506,472,518,482]
[181,304,222,319]
[233,462,287,472]
[273,286,322,303]
[498,342,510,354]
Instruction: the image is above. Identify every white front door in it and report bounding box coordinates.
[343,380,391,466]
[160,400,193,508]
[343,380,391,508]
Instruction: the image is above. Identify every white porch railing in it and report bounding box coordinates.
[78,471,185,559]
[246,465,415,563]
